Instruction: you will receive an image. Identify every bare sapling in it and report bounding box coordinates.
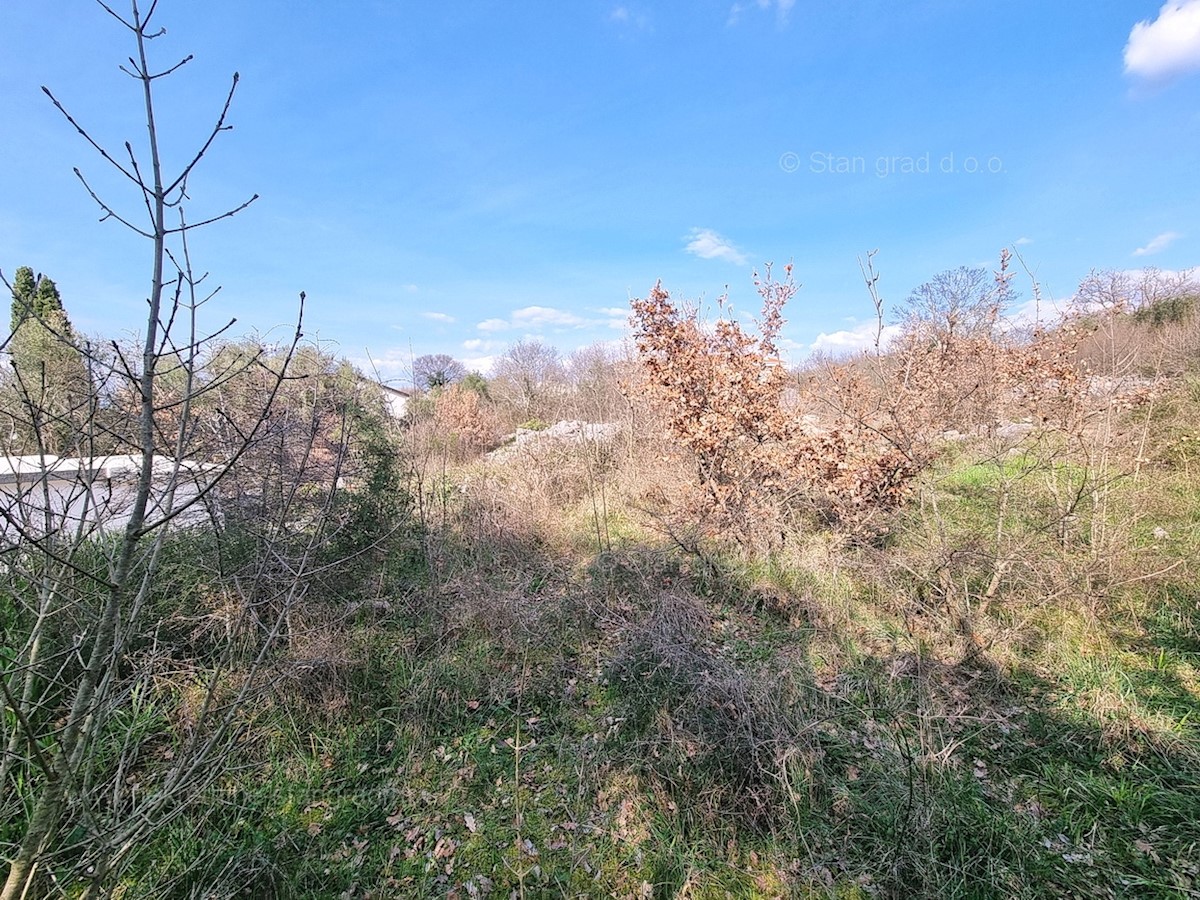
[0,3,319,896]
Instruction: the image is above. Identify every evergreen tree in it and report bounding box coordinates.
[2,266,89,454]
[10,266,74,336]
[10,266,37,332]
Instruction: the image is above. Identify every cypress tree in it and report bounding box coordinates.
[9,266,73,336]
[9,266,36,332]
[3,266,88,453]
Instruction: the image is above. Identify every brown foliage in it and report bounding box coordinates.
[630,265,917,539]
[430,383,501,460]
[817,252,1092,463]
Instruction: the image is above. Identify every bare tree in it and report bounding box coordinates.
[1074,267,1196,317]
[412,352,467,390]
[899,265,1011,343]
[491,339,565,420]
[0,4,322,897]
[566,340,633,423]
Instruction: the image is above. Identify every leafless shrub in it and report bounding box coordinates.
[490,339,568,425]
[861,258,1198,660]
[566,340,637,425]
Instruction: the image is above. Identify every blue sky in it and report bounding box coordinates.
[2,1,1198,382]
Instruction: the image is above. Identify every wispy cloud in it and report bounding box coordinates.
[595,306,631,329]
[511,306,587,328]
[1013,236,1033,246]
[1125,1,1200,80]
[475,305,616,334]
[1133,231,1182,256]
[350,347,414,383]
[685,228,749,265]
[727,0,795,27]
[422,311,456,323]
[609,5,651,30]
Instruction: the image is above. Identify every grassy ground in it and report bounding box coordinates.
[97,418,1200,900]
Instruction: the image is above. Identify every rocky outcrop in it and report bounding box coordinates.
[487,420,621,462]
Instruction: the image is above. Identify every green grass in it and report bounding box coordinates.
[14,438,1200,899]
[100,557,1200,898]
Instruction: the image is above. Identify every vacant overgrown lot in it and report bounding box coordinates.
[109,417,1200,899]
[5,269,1200,899]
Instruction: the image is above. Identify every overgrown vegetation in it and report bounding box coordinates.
[10,247,1197,897]
[4,4,1200,898]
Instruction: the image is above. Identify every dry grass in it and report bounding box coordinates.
[605,589,826,830]
[93,276,1200,899]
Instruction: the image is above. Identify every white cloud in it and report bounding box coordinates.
[1002,296,1067,331]
[475,306,614,334]
[422,311,455,323]
[350,347,413,383]
[775,336,808,358]
[810,322,901,355]
[1125,1,1200,80]
[461,339,507,367]
[403,284,419,293]
[685,228,749,265]
[511,305,587,328]
[590,306,631,330]
[1013,236,1033,246]
[1133,231,1182,256]
[463,355,497,376]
